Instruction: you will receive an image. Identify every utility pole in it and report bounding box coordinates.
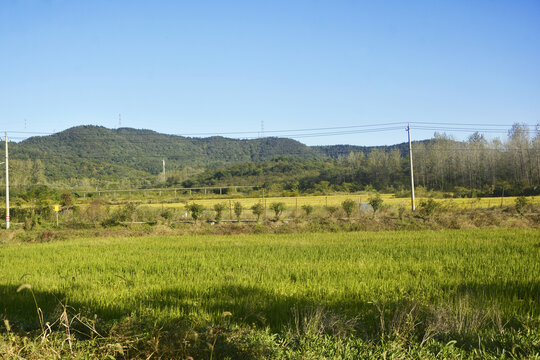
[5,132,10,229]
[407,124,416,211]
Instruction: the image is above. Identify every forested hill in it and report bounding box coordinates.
[17,125,321,171]
[3,125,426,187]
[314,140,435,158]
[3,124,539,194]
[4,125,330,186]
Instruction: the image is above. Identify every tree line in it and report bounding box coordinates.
[1,124,539,196]
[184,124,540,196]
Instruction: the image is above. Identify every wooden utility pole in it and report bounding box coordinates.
[407,124,416,211]
[262,189,266,219]
[5,132,9,229]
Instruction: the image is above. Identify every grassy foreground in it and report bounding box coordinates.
[0,229,539,359]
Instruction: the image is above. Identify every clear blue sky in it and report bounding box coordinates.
[1,0,539,146]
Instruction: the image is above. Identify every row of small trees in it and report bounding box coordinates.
[184,194,384,223]
[185,201,285,222]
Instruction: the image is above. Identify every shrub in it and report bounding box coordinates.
[419,198,441,218]
[269,202,286,220]
[60,193,74,207]
[118,203,138,222]
[341,199,356,218]
[160,208,174,221]
[301,204,313,217]
[102,202,138,227]
[251,203,264,221]
[325,206,338,217]
[185,203,205,223]
[213,203,227,223]
[234,202,243,221]
[398,205,406,220]
[368,194,383,213]
[515,196,530,216]
[86,199,106,226]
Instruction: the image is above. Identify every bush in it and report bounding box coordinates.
[269,202,286,220]
[160,208,174,221]
[85,199,107,226]
[368,194,383,213]
[325,206,338,217]
[341,199,356,218]
[515,196,530,216]
[185,203,205,222]
[251,203,264,221]
[234,202,243,221]
[60,193,74,207]
[398,205,406,220]
[301,204,313,217]
[118,203,138,222]
[102,202,137,227]
[213,203,227,223]
[453,186,471,198]
[419,198,441,218]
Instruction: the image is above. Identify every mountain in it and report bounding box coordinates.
[6,126,323,186]
[2,125,425,188]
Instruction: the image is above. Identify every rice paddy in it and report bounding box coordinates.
[0,228,539,358]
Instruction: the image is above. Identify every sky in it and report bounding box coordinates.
[0,0,539,146]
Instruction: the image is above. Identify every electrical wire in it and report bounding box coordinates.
[2,121,538,139]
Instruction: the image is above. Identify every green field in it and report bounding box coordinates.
[1,229,539,358]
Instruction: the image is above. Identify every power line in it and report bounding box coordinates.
[2,121,538,138]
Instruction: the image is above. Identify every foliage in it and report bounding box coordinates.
[341,199,356,218]
[60,192,74,207]
[3,125,320,186]
[301,204,313,216]
[185,203,205,222]
[397,204,407,220]
[515,196,531,216]
[160,208,174,221]
[251,203,264,221]
[4,124,540,195]
[85,199,106,226]
[418,198,441,217]
[233,201,243,221]
[269,202,286,220]
[368,193,383,213]
[213,202,227,223]
[325,206,338,217]
[102,202,137,227]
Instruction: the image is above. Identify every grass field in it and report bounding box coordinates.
[1,229,539,358]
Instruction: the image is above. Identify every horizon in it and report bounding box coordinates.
[6,122,536,148]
